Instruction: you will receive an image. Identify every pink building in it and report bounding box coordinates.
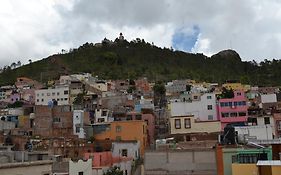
[217,90,248,129]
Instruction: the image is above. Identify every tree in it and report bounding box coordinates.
[103,166,123,175]
[10,62,16,69]
[17,61,21,67]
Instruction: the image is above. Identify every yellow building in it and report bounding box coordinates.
[222,82,250,91]
[232,161,281,175]
[94,120,147,156]
[232,164,258,175]
[170,116,221,135]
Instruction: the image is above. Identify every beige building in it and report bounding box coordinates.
[170,115,221,135]
[0,160,53,175]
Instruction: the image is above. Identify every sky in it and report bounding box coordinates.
[1,0,281,66]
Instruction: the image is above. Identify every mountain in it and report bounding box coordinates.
[0,39,281,86]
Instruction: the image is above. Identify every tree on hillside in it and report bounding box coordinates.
[153,81,166,108]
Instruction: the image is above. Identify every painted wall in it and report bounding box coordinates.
[35,87,70,105]
[218,91,248,128]
[94,120,147,156]
[235,125,274,140]
[232,163,258,175]
[171,93,218,121]
[170,116,221,135]
[112,141,140,160]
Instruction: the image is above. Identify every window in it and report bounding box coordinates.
[230,112,238,117]
[184,118,191,128]
[37,99,39,102]
[175,119,181,129]
[237,92,241,96]
[57,92,60,95]
[220,102,225,107]
[222,113,229,118]
[76,127,80,133]
[228,102,233,106]
[37,93,39,97]
[52,92,55,96]
[207,95,212,99]
[234,102,238,106]
[121,149,128,157]
[264,117,270,125]
[102,110,107,116]
[238,112,246,117]
[64,98,68,101]
[47,93,50,96]
[194,96,198,99]
[41,99,44,102]
[136,114,142,120]
[64,90,69,95]
[98,118,105,123]
[126,115,132,120]
[116,136,121,141]
[208,115,213,120]
[116,126,122,132]
[207,105,213,110]
[53,117,61,123]
[78,172,84,175]
[61,98,63,101]
[277,121,281,130]
[41,93,44,96]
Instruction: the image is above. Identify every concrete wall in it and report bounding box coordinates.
[0,161,52,175]
[144,149,217,175]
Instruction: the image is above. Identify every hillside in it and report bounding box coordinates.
[1,39,281,86]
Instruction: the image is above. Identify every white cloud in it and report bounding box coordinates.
[0,0,281,65]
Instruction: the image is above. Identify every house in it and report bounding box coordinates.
[69,159,92,175]
[33,105,73,137]
[216,145,272,175]
[35,86,70,105]
[93,120,147,156]
[165,80,187,94]
[73,110,90,138]
[170,115,221,136]
[171,93,218,121]
[114,112,155,146]
[217,90,248,129]
[95,108,112,123]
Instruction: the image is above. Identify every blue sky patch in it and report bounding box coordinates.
[172,25,200,52]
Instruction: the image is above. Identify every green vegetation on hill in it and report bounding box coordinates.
[1,38,281,86]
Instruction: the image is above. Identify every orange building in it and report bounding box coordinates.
[94,120,147,156]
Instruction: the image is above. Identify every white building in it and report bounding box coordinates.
[261,94,277,103]
[112,141,140,160]
[170,93,217,121]
[95,108,112,123]
[235,125,274,141]
[69,159,92,175]
[73,110,86,139]
[35,87,70,105]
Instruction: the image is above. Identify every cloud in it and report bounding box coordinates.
[0,0,281,66]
